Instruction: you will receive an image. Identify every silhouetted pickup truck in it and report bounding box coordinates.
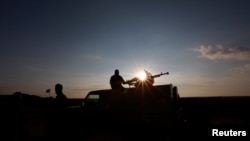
[66,84,186,138]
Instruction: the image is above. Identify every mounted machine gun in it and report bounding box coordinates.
[126,70,169,87]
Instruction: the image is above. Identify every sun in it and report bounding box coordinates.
[136,71,146,81]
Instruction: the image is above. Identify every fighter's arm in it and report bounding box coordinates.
[122,78,127,84]
[121,76,128,84]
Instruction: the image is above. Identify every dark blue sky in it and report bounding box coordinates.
[1,0,250,98]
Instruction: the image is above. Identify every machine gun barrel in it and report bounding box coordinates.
[152,72,169,78]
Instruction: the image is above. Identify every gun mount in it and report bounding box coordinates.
[126,70,169,87]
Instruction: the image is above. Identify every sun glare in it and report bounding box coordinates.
[137,72,146,81]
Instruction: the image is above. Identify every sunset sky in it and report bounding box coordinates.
[1,0,250,98]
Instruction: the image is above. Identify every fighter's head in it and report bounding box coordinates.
[115,69,119,75]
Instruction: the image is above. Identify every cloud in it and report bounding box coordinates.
[231,64,250,75]
[192,45,250,60]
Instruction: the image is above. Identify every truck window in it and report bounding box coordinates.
[83,94,100,107]
[87,94,99,101]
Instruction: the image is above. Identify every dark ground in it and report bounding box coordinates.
[1,93,250,140]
